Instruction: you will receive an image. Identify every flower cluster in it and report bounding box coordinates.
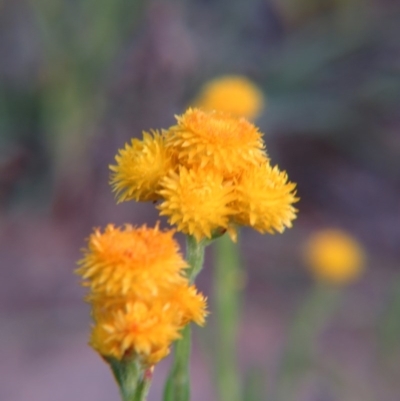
[192,75,265,120]
[76,224,207,366]
[110,108,298,242]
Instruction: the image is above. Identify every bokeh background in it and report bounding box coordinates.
[1,0,400,400]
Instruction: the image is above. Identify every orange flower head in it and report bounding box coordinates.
[76,224,187,298]
[162,283,208,326]
[110,130,174,202]
[157,166,235,241]
[89,283,207,365]
[89,301,181,365]
[89,282,207,329]
[233,163,298,234]
[165,108,267,175]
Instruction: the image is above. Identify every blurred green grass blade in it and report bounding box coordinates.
[264,15,373,89]
[80,0,146,68]
[242,366,266,401]
[275,283,341,401]
[28,0,146,188]
[378,277,400,356]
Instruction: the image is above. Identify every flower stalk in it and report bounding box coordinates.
[107,357,152,401]
[163,325,192,401]
[163,235,208,401]
[214,234,242,401]
[186,235,207,283]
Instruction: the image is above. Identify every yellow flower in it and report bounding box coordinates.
[233,163,298,234]
[193,75,265,120]
[88,287,207,365]
[110,130,174,202]
[89,301,181,365]
[157,167,235,241]
[165,108,267,175]
[107,109,298,241]
[76,224,187,298]
[78,224,208,366]
[165,283,208,326]
[303,229,365,285]
[89,282,207,328]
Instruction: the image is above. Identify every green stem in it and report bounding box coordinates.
[186,235,206,284]
[163,235,207,401]
[214,234,242,401]
[107,357,152,401]
[163,325,192,401]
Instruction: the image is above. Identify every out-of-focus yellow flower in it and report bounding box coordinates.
[233,163,298,234]
[193,75,265,120]
[77,224,208,366]
[158,167,235,241]
[76,224,187,298]
[303,229,366,285]
[165,108,267,175]
[110,131,174,202]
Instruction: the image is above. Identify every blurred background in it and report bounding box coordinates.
[1,0,400,400]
